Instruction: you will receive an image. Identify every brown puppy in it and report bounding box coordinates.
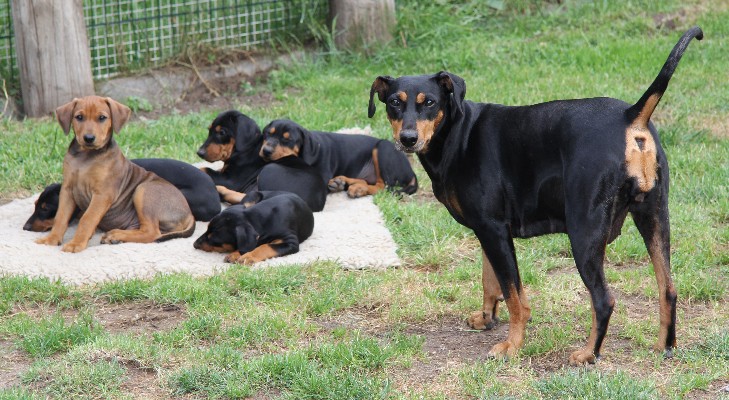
[35,96,195,253]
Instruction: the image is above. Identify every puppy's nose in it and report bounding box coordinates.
[83,134,96,144]
[197,148,207,159]
[261,146,273,158]
[399,130,419,148]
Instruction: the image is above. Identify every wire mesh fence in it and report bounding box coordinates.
[0,0,326,85]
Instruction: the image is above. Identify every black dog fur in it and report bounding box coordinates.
[367,27,703,364]
[197,110,327,211]
[259,119,418,198]
[193,191,314,264]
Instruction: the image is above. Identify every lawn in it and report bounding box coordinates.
[0,0,727,399]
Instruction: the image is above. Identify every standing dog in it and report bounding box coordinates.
[259,119,418,198]
[367,28,702,364]
[35,96,195,252]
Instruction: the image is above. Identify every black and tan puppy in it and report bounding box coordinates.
[35,96,195,252]
[193,192,314,264]
[197,110,327,211]
[367,28,703,364]
[259,119,418,198]
[24,158,221,231]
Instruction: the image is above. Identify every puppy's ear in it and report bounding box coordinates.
[235,222,259,254]
[235,113,262,152]
[55,98,79,135]
[435,71,466,119]
[368,76,395,118]
[298,124,320,166]
[105,97,132,134]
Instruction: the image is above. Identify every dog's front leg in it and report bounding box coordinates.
[62,194,113,253]
[467,250,504,330]
[36,184,77,247]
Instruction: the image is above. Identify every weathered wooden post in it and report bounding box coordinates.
[329,0,396,51]
[11,0,94,117]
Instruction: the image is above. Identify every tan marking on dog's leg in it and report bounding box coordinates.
[647,225,676,352]
[329,149,386,198]
[569,305,599,365]
[216,185,245,204]
[61,194,114,252]
[467,250,503,330]
[487,284,531,358]
[237,240,284,264]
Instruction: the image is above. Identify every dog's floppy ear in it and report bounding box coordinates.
[298,124,320,165]
[235,222,259,254]
[234,113,262,152]
[368,75,395,118]
[55,98,79,135]
[436,71,466,119]
[105,97,132,134]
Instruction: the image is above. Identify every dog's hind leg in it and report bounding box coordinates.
[631,190,676,357]
[566,208,616,365]
[230,235,300,264]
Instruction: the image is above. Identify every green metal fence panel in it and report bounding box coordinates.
[0,0,326,84]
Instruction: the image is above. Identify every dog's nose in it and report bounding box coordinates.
[23,221,33,231]
[83,134,95,144]
[196,148,207,159]
[261,146,273,158]
[399,130,419,148]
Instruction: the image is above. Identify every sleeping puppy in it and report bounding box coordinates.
[193,192,314,264]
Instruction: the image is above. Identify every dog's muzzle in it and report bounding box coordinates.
[397,129,420,153]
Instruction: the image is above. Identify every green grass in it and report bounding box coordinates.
[1,0,728,398]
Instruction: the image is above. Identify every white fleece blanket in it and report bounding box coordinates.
[0,192,401,285]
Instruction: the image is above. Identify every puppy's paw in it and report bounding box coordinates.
[328,177,347,193]
[61,241,88,253]
[100,230,124,245]
[36,235,62,246]
[467,310,500,330]
[347,184,370,198]
[224,251,242,263]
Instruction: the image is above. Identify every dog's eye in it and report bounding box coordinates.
[74,115,83,121]
[425,99,435,107]
[389,98,401,107]
[98,115,107,122]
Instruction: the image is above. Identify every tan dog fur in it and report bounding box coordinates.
[35,96,195,252]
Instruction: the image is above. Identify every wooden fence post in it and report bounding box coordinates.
[11,0,94,117]
[329,0,396,51]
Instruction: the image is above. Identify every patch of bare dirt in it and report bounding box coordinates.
[0,339,32,389]
[95,300,186,335]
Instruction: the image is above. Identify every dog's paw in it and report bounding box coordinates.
[224,251,242,263]
[61,241,88,253]
[235,252,261,265]
[487,340,520,359]
[347,184,369,198]
[467,310,500,330]
[653,343,675,359]
[568,348,597,366]
[35,235,62,246]
[328,177,347,193]
[100,231,123,245]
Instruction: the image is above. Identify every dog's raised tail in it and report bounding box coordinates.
[626,26,703,126]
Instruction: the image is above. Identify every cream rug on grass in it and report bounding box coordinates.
[0,192,401,285]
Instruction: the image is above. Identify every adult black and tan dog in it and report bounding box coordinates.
[367,27,703,364]
[23,158,221,232]
[197,110,327,211]
[259,119,418,198]
[193,191,314,264]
